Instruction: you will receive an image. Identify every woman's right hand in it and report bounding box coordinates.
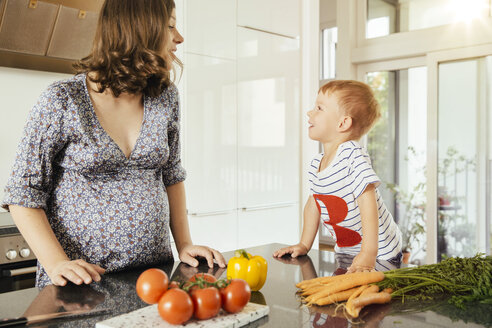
[48,259,106,286]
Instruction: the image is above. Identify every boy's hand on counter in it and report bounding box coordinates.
[346,252,376,273]
[48,259,105,286]
[272,243,308,258]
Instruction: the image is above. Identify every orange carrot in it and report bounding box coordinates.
[345,284,370,315]
[351,291,392,308]
[347,291,392,318]
[360,284,379,296]
[313,286,360,306]
[301,284,327,296]
[348,284,370,301]
[296,274,348,289]
[304,272,385,304]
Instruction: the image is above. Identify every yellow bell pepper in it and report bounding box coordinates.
[226,249,268,291]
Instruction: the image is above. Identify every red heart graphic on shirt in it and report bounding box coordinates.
[313,194,362,247]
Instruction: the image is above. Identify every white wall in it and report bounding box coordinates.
[0,67,72,212]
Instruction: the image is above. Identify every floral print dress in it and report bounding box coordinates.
[1,73,186,287]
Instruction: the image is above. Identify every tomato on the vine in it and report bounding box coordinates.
[189,273,217,283]
[220,279,251,313]
[190,287,222,320]
[184,273,218,291]
[136,268,169,304]
[158,288,194,325]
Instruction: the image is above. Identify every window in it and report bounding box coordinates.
[346,0,492,263]
[437,57,492,259]
[320,27,337,81]
[319,26,338,246]
[366,67,428,264]
[367,0,492,39]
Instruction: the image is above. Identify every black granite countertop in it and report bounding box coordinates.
[1,243,490,327]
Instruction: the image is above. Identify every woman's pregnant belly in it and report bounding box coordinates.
[48,169,174,271]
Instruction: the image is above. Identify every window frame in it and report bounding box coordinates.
[338,0,492,263]
[354,0,492,65]
[426,43,492,262]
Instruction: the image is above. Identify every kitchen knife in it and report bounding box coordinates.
[0,308,109,327]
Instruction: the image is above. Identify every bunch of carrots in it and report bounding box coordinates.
[297,254,492,318]
[296,271,392,318]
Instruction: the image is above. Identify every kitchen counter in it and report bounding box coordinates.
[0,243,490,327]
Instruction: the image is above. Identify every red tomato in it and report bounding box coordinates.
[185,273,218,291]
[189,273,217,283]
[136,268,169,304]
[158,288,194,325]
[220,279,251,313]
[190,287,222,320]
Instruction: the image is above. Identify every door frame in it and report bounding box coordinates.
[357,44,492,264]
[426,43,492,263]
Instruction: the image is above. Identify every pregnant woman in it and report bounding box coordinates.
[2,0,225,288]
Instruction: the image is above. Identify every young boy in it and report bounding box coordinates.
[273,80,402,272]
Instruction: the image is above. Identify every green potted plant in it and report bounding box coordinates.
[386,180,426,263]
[386,146,476,263]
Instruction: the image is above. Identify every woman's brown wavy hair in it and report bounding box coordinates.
[74,0,181,97]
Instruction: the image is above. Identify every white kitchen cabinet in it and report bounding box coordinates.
[237,27,300,208]
[188,212,237,252]
[183,53,238,251]
[237,0,301,38]
[237,204,300,249]
[183,53,236,214]
[185,0,236,60]
[181,5,302,252]
[236,27,301,247]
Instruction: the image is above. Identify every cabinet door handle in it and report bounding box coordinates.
[241,202,296,212]
[238,25,299,40]
[188,209,235,217]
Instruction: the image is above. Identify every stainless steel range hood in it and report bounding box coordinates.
[0,0,103,74]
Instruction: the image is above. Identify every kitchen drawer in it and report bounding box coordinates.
[0,0,58,55]
[188,212,238,252]
[47,5,98,60]
[237,204,299,249]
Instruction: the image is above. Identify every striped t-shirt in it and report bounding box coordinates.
[309,140,402,260]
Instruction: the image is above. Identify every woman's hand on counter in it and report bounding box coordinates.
[48,259,106,286]
[178,244,226,268]
[172,262,226,282]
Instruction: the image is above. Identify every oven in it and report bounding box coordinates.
[0,212,36,293]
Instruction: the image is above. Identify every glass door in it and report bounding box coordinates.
[437,57,491,259]
[365,67,428,264]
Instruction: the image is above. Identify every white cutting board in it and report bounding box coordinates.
[96,302,269,328]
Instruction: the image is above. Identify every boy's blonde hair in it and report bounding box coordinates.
[319,80,381,140]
